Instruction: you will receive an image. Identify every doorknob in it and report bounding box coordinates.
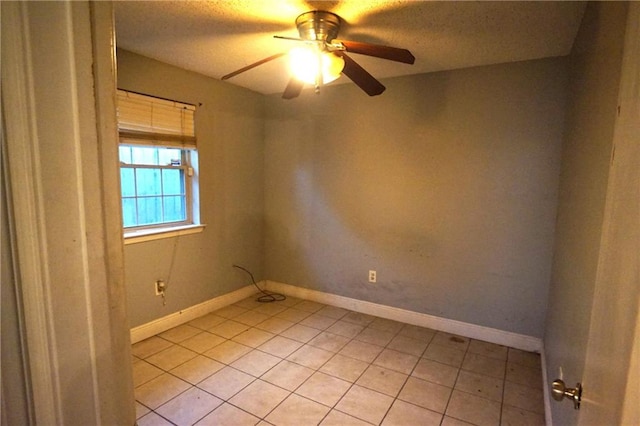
[551,379,582,409]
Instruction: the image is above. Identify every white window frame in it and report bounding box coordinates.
[116,90,203,243]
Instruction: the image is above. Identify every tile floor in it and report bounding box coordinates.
[132,294,546,426]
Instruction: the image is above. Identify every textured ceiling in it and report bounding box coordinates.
[114,1,586,96]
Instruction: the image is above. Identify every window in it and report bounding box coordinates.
[117,90,200,235]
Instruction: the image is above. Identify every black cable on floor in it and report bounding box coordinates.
[232,264,286,303]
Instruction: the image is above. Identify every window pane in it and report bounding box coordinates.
[131,146,159,165]
[122,198,137,227]
[137,197,162,225]
[120,168,136,197]
[162,169,184,195]
[136,168,162,196]
[163,196,186,222]
[119,146,132,164]
[158,148,182,166]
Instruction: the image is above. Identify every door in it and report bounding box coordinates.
[578,3,640,424]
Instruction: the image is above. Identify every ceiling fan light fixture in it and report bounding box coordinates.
[289,47,344,85]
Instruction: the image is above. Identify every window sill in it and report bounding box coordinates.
[124,224,206,245]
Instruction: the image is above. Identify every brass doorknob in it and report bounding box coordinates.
[551,379,582,409]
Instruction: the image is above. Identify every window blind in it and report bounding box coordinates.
[117,89,196,149]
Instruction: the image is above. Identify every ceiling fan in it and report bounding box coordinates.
[221,10,415,99]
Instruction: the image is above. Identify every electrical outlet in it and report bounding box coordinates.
[368,270,377,283]
[155,280,166,295]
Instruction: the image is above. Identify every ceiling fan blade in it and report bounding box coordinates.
[335,40,415,64]
[282,77,304,99]
[221,52,287,80]
[338,52,385,96]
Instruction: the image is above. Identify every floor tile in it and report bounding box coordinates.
[135,401,150,419]
[326,320,365,338]
[208,320,251,339]
[195,402,260,426]
[137,411,174,426]
[233,296,265,310]
[342,311,376,327]
[232,327,275,348]
[423,343,466,367]
[233,310,271,326]
[188,313,226,330]
[468,339,508,361]
[317,305,349,319]
[159,324,202,343]
[320,409,371,425]
[300,313,338,330]
[369,317,404,333]
[296,371,351,406]
[398,376,452,413]
[280,323,322,343]
[261,360,314,391]
[212,305,247,319]
[132,336,173,359]
[387,335,429,357]
[441,416,476,426]
[228,379,290,418]
[255,316,295,334]
[132,296,546,425]
[170,355,224,385]
[308,331,351,352]
[412,358,459,387]
[506,362,542,388]
[502,380,545,414]
[203,340,252,364]
[335,385,394,425]
[258,335,303,358]
[133,360,164,387]
[145,345,198,371]
[382,399,442,426]
[356,365,408,397]
[373,348,419,374]
[339,339,384,363]
[179,331,226,353]
[454,370,504,402]
[135,373,191,409]
[500,405,545,426]
[462,352,506,379]
[294,300,326,313]
[355,327,395,346]
[252,302,289,316]
[446,389,501,426]
[320,353,369,382]
[197,366,254,400]
[275,307,312,323]
[266,393,331,426]
[155,387,222,425]
[399,324,436,342]
[231,349,281,377]
[431,332,471,351]
[507,348,542,369]
[287,344,334,369]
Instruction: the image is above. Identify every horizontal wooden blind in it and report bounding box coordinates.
[117,89,196,149]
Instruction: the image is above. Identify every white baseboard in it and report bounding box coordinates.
[130,280,544,353]
[130,285,257,343]
[265,280,543,352]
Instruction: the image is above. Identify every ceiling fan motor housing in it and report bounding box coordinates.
[296,11,341,42]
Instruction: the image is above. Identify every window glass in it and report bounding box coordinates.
[119,145,192,229]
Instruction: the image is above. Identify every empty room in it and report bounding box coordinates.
[1,1,638,426]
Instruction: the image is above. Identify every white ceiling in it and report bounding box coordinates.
[114,1,586,96]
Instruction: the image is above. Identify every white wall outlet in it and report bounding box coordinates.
[368,270,377,283]
[155,280,166,295]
